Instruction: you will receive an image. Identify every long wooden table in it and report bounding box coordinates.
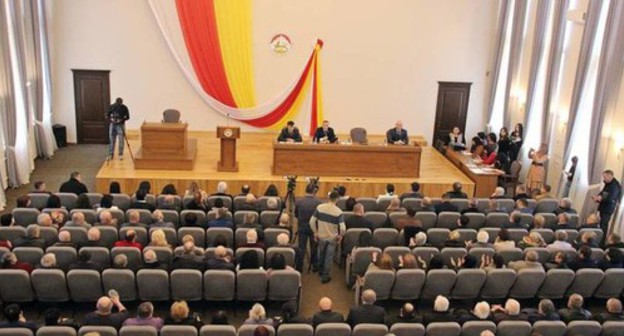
[272,142,421,178]
[445,148,502,197]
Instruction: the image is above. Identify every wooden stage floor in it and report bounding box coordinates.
[95,131,474,198]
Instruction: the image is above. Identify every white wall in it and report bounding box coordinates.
[48,0,498,143]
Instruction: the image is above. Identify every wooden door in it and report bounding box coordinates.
[433,82,471,145]
[73,70,110,144]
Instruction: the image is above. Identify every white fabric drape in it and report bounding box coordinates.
[148,0,316,120]
[486,0,511,126]
[501,0,528,128]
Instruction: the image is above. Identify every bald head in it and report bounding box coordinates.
[215,245,227,258]
[361,289,377,305]
[319,297,332,311]
[96,296,113,315]
[607,298,622,314]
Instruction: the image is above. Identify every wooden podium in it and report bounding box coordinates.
[134,122,197,170]
[216,126,240,172]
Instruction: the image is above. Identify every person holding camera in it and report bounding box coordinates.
[106,97,130,160]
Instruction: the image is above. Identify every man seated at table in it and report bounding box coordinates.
[277,120,302,143]
[386,120,409,145]
[313,120,337,144]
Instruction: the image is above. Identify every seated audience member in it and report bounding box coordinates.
[400,182,423,201]
[275,301,307,327]
[456,301,491,325]
[186,192,208,212]
[1,252,33,274]
[530,214,546,230]
[594,298,624,323]
[238,184,251,197]
[335,185,348,200]
[558,293,592,323]
[467,231,492,250]
[515,198,533,214]
[0,235,10,250]
[525,299,560,324]
[14,225,46,249]
[143,249,168,270]
[490,187,507,199]
[210,181,233,200]
[178,235,204,256]
[493,229,516,251]
[114,229,144,251]
[244,303,274,326]
[606,233,624,249]
[237,249,262,270]
[207,208,233,228]
[386,120,409,145]
[158,195,181,212]
[483,199,506,214]
[264,184,280,197]
[239,212,262,230]
[69,250,103,272]
[267,213,291,232]
[395,207,421,230]
[434,194,459,214]
[38,253,62,271]
[148,229,172,249]
[444,230,464,248]
[50,210,66,228]
[182,212,204,229]
[461,199,481,214]
[37,213,54,227]
[277,120,302,143]
[508,250,542,272]
[83,295,129,330]
[54,230,76,248]
[423,295,454,325]
[0,303,38,332]
[83,227,108,248]
[65,212,91,228]
[75,194,92,210]
[386,303,421,326]
[0,213,13,227]
[477,146,497,166]
[366,252,395,273]
[553,198,577,215]
[98,210,118,227]
[131,189,155,212]
[480,254,506,271]
[547,231,573,250]
[16,195,32,208]
[312,297,344,327]
[568,246,599,271]
[513,185,530,201]
[122,211,147,229]
[535,184,555,200]
[108,182,121,194]
[444,182,468,199]
[599,248,624,270]
[491,299,524,323]
[552,213,573,230]
[448,126,466,148]
[210,311,229,325]
[113,254,130,270]
[206,245,235,271]
[123,302,163,330]
[503,211,525,229]
[579,213,600,229]
[451,254,478,270]
[165,300,203,329]
[421,197,435,212]
[44,307,80,330]
[426,255,446,270]
[545,251,570,270]
[137,181,151,194]
[59,171,88,195]
[398,253,418,269]
[33,180,51,194]
[239,193,259,212]
[346,203,374,230]
[347,289,386,327]
[172,241,205,271]
[96,194,117,212]
[267,253,295,275]
[210,198,228,213]
[518,231,546,249]
[160,184,177,195]
[385,198,402,215]
[408,231,428,248]
[574,231,599,249]
[239,229,265,249]
[455,215,470,229]
[184,181,207,200]
[266,197,280,211]
[378,183,397,200]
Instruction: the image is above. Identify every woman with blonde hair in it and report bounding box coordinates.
[243,303,274,326]
[367,252,395,272]
[518,232,546,249]
[165,300,202,329]
[149,229,171,249]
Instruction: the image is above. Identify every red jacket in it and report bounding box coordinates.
[114,240,143,251]
[481,152,497,165]
[7,261,34,274]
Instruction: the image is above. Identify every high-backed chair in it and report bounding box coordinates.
[67,269,103,302]
[0,269,34,302]
[199,325,237,336]
[350,127,368,145]
[163,109,181,123]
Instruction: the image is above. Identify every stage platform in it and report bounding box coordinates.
[95,131,474,198]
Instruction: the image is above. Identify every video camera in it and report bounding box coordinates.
[285,176,297,193]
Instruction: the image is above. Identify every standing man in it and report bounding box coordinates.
[592,170,622,238]
[106,97,130,160]
[295,183,322,272]
[59,171,88,195]
[313,120,337,143]
[563,156,579,198]
[310,190,345,283]
[386,120,409,145]
[277,120,302,143]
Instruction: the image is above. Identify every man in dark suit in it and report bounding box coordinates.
[423,295,455,326]
[594,298,624,323]
[592,170,622,238]
[68,250,103,272]
[400,182,424,201]
[130,189,156,212]
[205,246,235,272]
[345,203,373,230]
[386,120,409,145]
[312,297,344,327]
[444,182,469,199]
[386,303,421,326]
[313,120,337,143]
[434,194,459,214]
[59,171,88,195]
[346,289,386,327]
[277,121,302,143]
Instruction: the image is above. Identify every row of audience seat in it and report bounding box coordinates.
[3,320,623,336]
[0,268,300,304]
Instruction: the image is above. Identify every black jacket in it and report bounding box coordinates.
[312,311,344,327]
[386,128,408,144]
[107,103,130,124]
[346,304,386,327]
[59,178,88,195]
[277,127,302,142]
[313,127,337,143]
[598,179,622,214]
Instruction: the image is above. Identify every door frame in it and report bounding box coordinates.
[433,81,472,145]
[72,69,111,144]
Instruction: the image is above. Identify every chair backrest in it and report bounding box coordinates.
[594,268,624,299]
[159,209,180,227]
[565,320,601,336]
[178,227,206,247]
[350,127,368,144]
[163,109,181,123]
[171,269,203,301]
[356,198,378,212]
[102,268,136,301]
[449,199,469,212]
[111,246,143,270]
[536,269,575,299]
[389,323,425,336]
[85,193,103,207]
[206,227,233,248]
[180,210,207,227]
[532,321,566,336]
[13,246,44,266]
[160,325,197,336]
[484,212,509,227]
[451,269,486,299]
[12,208,41,227]
[137,269,170,301]
[480,268,516,299]
[260,210,281,228]
[234,210,258,226]
[236,269,268,301]
[535,199,559,213]
[237,324,275,336]
[28,193,50,210]
[415,212,437,231]
[67,269,103,302]
[0,329,33,336]
[79,246,110,268]
[437,211,461,229]
[426,228,450,247]
[464,213,486,229]
[119,325,158,336]
[422,269,456,299]
[371,228,399,249]
[46,246,78,269]
[0,269,34,302]
[498,248,524,264]
[31,268,69,302]
[461,321,496,336]
[401,198,422,211]
[506,229,528,242]
[364,212,389,230]
[425,322,461,336]
[508,268,546,299]
[36,326,77,336]
[468,247,495,260]
[351,247,382,276]
[391,269,426,301]
[276,323,313,336]
[601,321,624,336]
[439,247,467,266]
[78,326,117,336]
[55,193,78,210]
[383,246,410,268]
[496,321,531,336]
[200,325,237,336]
[411,247,440,265]
[314,323,351,336]
[523,247,550,264]
[361,269,395,301]
[566,268,604,298]
[0,226,27,244]
[352,323,388,336]
[203,270,235,301]
[111,193,132,211]
[266,247,296,268]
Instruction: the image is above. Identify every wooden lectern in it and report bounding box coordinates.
[134,122,197,170]
[216,126,240,172]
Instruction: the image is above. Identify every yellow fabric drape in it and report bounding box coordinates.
[213,0,256,108]
[314,44,324,127]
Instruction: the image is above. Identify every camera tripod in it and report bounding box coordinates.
[105,128,135,165]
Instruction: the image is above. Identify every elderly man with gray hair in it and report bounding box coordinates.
[83,294,129,329]
[65,211,91,228]
[456,301,491,324]
[346,289,385,327]
[492,298,524,323]
[594,298,624,323]
[423,295,454,325]
[123,302,163,330]
[558,293,592,323]
[554,197,577,215]
[37,213,53,227]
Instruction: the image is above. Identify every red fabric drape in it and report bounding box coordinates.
[176,0,237,107]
